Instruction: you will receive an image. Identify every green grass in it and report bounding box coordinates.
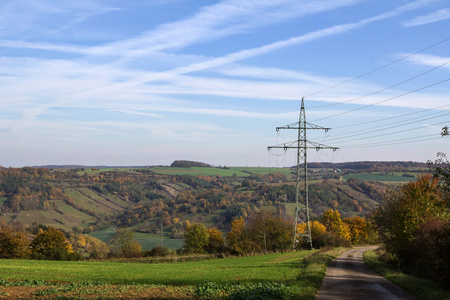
[0,251,315,284]
[344,173,415,182]
[363,250,450,300]
[133,232,184,250]
[15,210,72,232]
[89,228,184,250]
[149,166,295,177]
[77,188,124,212]
[63,188,118,216]
[0,248,345,298]
[89,227,117,242]
[0,196,8,206]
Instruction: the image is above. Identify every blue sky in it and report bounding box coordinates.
[0,0,449,167]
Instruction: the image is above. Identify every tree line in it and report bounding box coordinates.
[371,153,450,288]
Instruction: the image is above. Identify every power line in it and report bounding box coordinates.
[305,36,450,99]
[309,59,450,109]
[330,121,448,147]
[332,103,450,130]
[311,77,450,122]
[340,134,444,149]
[324,111,450,142]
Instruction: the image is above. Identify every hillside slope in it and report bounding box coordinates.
[0,163,421,236]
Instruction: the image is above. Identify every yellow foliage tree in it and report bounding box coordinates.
[30,227,74,260]
[322,209,351,241]
[343,216,367,244]
[206,227,224,253]
[226,217,259,254]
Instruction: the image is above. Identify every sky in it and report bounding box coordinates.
[0,0,449,167]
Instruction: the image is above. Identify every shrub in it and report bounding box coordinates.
[312,231,352,248]
[149,245,169,257]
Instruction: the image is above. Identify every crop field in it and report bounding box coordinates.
[0,248,343,299]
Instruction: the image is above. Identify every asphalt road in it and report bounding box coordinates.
[316,246,417,300]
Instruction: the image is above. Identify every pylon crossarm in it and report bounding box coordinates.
[268,140,339,151]
[276,122,330,131]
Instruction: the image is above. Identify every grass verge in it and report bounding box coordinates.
[291,247,346,300]
[363,249,450,300]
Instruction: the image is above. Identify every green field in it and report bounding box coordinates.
[89,228,184,250]
[149,166,294,177]
[343,173,418,182]
[0,251,311,284]
[0,248,342,299]
[0,197,8,206]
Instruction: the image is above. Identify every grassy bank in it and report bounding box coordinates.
[0,248,344,299]
[363,249,450,300]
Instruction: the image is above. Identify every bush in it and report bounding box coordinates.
[404,218,450,287]
[149,245,169,257]
[313,231,352,249]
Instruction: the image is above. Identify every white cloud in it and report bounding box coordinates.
[403,53,450,68]
[0,0,117,37]
[0,0,362,57]
[402,7,450,27]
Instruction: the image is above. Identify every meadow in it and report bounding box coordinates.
[0,248,343,299]
[149,166,294,177]
[343,172,419,182]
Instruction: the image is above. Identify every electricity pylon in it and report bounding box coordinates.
[268,98,338,249]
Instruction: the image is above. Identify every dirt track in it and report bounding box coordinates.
[316,246,416,300]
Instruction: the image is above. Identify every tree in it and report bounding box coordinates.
[0,226,30,258]
[343,216,368,244]
[30,227,74,260]
[70,234,110,259]
[428,152,450,205]
[321,209,351,240]
[206,227,224,253]
[226,217,258,255]
[226,212,292,254]
[246,211,292,253]
[110,229,142,258]
[297,220,326,248]
[183,223,209,254]
[372,175,447,259]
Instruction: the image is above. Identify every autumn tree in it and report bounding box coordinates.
[226,212,292,254]
[70,234,110,259]
[226,217,259,255]
[246,211,292,253]
[428,152,450,204]
[30,227,76,260]
[372,174,450,286]
[343,216,368,244]
[183,223,209,254]
[297,220,327,249]
[321,209,351,240]
[0,226,30,258]
[109,229,142,258]
[205,227,224,253]
[373,175,446,258]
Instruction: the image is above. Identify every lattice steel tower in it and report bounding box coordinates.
[268,98,338,249]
